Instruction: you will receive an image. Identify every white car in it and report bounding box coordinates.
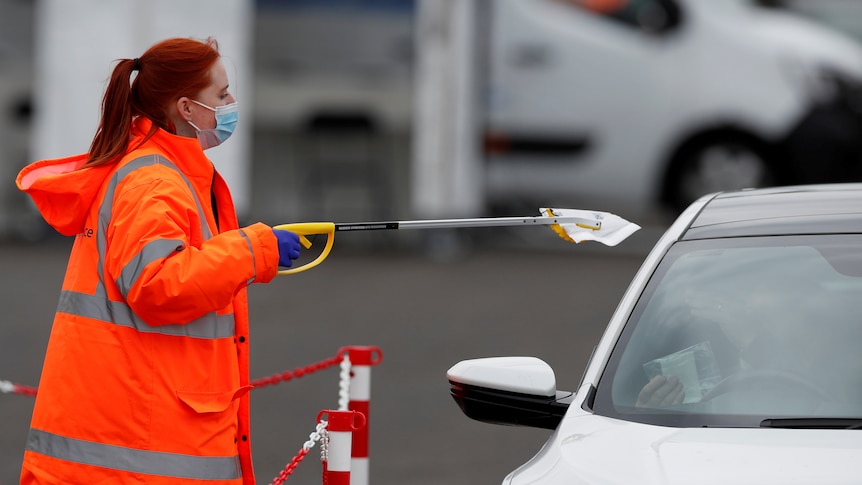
[448,183,862,484]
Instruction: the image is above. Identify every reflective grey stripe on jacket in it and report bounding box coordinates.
[56,289,236,339]
[116,238,187,297]
[26,428,242,480]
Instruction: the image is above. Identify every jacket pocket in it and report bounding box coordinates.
[176,386,253,413]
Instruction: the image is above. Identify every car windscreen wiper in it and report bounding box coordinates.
[760,418,862,429]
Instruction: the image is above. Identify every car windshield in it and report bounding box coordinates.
[594,234,862,428]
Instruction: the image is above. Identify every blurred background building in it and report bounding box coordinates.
[2,0,862,244]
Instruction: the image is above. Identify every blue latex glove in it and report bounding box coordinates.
[274,229,302,267]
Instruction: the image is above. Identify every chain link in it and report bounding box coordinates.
[251,354,343,390]
[320,422,330,463]
[338,354,351,411]
[269,419,329,485]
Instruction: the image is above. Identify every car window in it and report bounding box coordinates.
[594,235,862,427]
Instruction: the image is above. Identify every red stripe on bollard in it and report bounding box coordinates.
[327,470,351,485]
[350,400,370,458]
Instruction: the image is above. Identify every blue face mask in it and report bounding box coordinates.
[188,100,238,150]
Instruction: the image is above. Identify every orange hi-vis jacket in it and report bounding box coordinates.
[16,117,280,484]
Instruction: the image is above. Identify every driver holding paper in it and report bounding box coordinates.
[636,278,819,408]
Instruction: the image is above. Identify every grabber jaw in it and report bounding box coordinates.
[541,208,598,243]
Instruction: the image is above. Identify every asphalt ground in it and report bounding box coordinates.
[0,227,658,484]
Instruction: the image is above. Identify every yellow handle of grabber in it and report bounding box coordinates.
[273,222,336,275]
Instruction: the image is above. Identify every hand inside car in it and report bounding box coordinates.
[637,375,685,408]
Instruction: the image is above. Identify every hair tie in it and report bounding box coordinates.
[132,58,141,72]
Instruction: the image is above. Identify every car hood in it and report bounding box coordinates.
[509,414,862,484]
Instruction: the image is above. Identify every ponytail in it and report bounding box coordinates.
[86,59,138,166]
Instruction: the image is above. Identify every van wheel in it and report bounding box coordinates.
[667,135,776,212]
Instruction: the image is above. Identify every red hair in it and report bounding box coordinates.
[86,37,221,166]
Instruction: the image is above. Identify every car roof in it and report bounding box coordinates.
[681,183,862,240]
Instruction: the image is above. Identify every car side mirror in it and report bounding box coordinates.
[447,356,574,430]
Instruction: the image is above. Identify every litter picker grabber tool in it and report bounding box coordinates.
[273,207,641,275]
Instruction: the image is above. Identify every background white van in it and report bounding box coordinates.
[481,0,862,215]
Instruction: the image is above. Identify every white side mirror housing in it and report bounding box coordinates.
[447,356,556,397]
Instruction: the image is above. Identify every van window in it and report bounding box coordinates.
[554,0,682,32]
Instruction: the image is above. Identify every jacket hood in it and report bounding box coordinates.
[16,118,209,236]
[16,154,113,236]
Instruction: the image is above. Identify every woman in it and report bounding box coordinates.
[16,37,301,484]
